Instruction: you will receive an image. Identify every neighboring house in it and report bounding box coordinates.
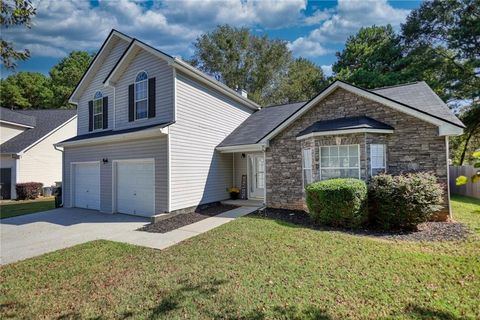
[0,108,77,199]
[57,29,464,219]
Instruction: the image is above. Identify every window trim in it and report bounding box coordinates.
[92,91,103,131]
[319,144,361,180]
[134,71,148,121]
[370,143,386,176]
[302,148,313,187]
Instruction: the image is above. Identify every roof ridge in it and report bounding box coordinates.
[371,81,422,91]
[264,101,307,108]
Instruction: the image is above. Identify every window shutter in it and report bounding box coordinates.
[88,100,93,132]
[102,96,108,129]
[148,77,156,118]
[128,84,134,122]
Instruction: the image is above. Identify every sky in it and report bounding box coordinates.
[1,0,423,78]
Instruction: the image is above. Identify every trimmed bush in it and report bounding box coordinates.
[369,172,444,230]
[15,182,43,200]
[305,178,368,228]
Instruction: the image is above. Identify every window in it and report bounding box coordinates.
[319,145,360,180]
[370,144,386,176]
[135,71,148,120]
[302,148,313,185]
[93,91,103,130]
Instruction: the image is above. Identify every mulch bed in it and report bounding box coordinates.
[250,208,471,242]
[138,204,239,234]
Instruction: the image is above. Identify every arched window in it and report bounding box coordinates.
[135,71,148,120]
[93,91,103,130]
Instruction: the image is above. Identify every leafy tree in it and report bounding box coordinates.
[0,0,36,69]
[49,51,93,108]
[276,58,328,103]
[0,72,53,109]
[332,25,406,89]
[190,25,292,105]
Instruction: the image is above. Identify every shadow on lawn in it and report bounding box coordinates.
[145,278,332,319]
[398,304,468,320]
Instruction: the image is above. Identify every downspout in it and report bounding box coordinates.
[54,145,64,206]
[445,136,452,219]
[232,153,235,187]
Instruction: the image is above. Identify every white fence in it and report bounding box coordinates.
[449,166,480,199]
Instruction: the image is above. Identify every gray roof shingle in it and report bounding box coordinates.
[218,101,305,147]
[0,109,77,154]
[0,107,36,127]
[297,116,393,137]
[218,81,464,148]
[371,81,464,128]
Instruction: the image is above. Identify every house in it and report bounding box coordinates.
[0,108,77,199]
[56,29,464,219]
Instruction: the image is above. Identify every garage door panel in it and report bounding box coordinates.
[74,163,100,210]
[116,160,154,216]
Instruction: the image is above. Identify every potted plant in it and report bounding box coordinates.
[228,187,240,200]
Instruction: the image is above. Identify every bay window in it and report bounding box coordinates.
[319,145,360,180]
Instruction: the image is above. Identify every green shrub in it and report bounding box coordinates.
[15,182,43,200]
[305,178,368,228]
[369,172,444,230]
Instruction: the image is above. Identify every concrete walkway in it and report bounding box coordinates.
[1,206,259,265]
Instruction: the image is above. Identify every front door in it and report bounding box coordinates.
[249,154,265,199]
[0,168,12,200]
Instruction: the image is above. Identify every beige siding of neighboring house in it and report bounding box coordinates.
[169,72,254,211]
[63,136,168,213]
[17,117,77,187]
[0,123,26,144]
[77,38,129,135]
[0,154,18,199]
[113,49,174,130]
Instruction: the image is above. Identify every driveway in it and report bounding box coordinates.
[0,208,149,265]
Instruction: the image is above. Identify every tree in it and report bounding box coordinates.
[0,72,53,109]
[0,0,36,69]
[190,25,292,105]
[276,58,328,103]
[332,25,407,89]
[49,51,93,108]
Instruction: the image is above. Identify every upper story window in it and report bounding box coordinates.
[93,91,103,130]
[370,144,386,176]
[319,145,360,180]
[135,71,148,120]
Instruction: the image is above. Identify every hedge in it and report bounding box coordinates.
[369,172,444,230]
[305,178,368,228]
[15,182,43,200]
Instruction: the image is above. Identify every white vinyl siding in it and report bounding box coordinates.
[114,50,174,129]
[63,136,168,213]
[169,72,254,211]
[77,38,129,135]
[319,145,360,180]
[17,118,77,187]
[370,144,386,176]
[302,148,313,186]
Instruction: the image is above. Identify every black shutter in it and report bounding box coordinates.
[88,100,93,132]
[102,96,108,129]
[128,84,135,122]
[148,77,156,118]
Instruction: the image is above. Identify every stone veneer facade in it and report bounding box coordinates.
[265,88,449,219]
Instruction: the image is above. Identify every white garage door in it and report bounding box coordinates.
[115,160,154,217]
[73,162,100,210]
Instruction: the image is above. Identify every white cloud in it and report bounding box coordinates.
[304,8,333,26]
[321,65,333,77]
[289,0,410,57]
[288,37,330,57]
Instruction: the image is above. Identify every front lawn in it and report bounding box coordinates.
[0,197,55,219]
[1,196,479,319]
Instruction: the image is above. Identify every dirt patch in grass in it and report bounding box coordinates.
[251,207,471,241]
[138,204,239,233]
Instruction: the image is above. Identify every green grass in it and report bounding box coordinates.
[0,197,55,219]
[1,197,479,319]
[451,194,480,235]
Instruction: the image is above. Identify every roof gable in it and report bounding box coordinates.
[259,80,463,142]
[0,109,77,154]
[69,30,131,104]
